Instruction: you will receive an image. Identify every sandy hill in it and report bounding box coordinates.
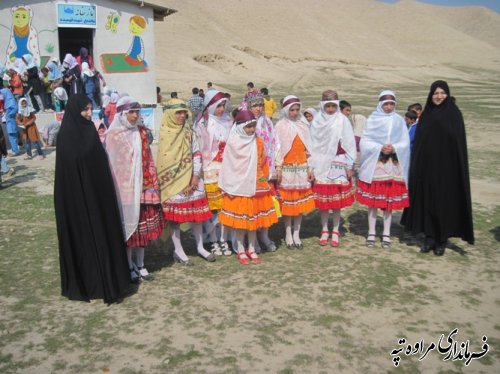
[152,0,500,98]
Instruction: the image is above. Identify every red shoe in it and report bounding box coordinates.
[331,230,340,247]
[246,251,262,264]
[319,230,329,246]
[237,252,250,265]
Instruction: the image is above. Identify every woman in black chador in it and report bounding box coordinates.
[54,94,132,303]
[401,80,474,256]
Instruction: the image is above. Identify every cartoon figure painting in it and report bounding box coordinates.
[5,5,41,66]
[100,15,149,74]
[124,15,148,67]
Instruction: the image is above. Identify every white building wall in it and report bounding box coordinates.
[0,0,158,104]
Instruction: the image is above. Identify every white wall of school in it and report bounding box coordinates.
[0,0,158,104]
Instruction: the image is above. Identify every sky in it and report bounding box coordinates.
[376,0,500,13]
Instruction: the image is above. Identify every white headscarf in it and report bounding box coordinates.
[53,87,68,101]
[359,90,411,185]
[105,96,143,240]
[219,111,258,197]
[62,54,78,70]
[310,100,356,180]
[18,97,33,116]
[274,95,312,165]
[195,90,233,163]
[81,62,94,77]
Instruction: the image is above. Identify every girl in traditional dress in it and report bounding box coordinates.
[246,93,280,252]
[16,98,45,160]
[356,90,410,248]
[219,107,278,264]
[310,90,356,247]
[275,95,315,249]
[194,90,233,255]
[157,99,215,265]
[106,96,165,282]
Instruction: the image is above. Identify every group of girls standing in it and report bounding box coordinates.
[54,80,474,303]
[159,87,411,265]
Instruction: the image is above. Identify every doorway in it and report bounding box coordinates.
[58,27,94,62]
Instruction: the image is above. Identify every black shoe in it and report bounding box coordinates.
[420,237,435,253]
[433,242,446,256]
[294,241,303,250]
[199,252,216,262]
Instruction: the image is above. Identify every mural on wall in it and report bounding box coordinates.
[4,5,41,66]
[105,11,120,33]
[100,15,149,74]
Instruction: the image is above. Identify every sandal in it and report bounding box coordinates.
[237,252,250,265]
[24,156,33,160]
[381,235,391,249]
[331,230,340,247]
[219,241,232,256]
[319,230,329,246]
[366,234,376,248]
[209,242,223,256]
[246,250,262,264]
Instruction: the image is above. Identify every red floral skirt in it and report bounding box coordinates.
[127,204,165,247]
[163,196,212,223]
[313,182,355,210]
[356,180,409,210]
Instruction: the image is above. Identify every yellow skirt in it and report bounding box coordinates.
[205,183,223,211]
[219,192,278,231]
[279,188,315,216]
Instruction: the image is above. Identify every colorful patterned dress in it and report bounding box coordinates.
[126,126,165,247]
[219,137,278,230]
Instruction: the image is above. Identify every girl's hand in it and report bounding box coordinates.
[347,170,353,181]
[308,169,314,182]
[190,175,199,192]
[382,144,393,155]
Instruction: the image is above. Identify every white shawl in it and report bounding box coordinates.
[219,121,258,197]
[275,95,311,166]
[310,101,356,180]
[195,93,232,164]
[359,95,410,186]
[105,109,143,240]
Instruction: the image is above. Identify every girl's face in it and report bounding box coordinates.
[214,102,225,117]
[304,112,313,123]
[250,103,263,118]
[21,101,27,108]
[288,104,300,120]
[81,103,92,120]
[243,122,256,136]
[382,102,395,114]
[324,103,338,115]
[174,110,187,125]
[126,109,140,124]
[341,106,352,117]
[432,87,447,106]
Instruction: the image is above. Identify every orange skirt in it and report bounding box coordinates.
[279,188,315,216]
[219,192,278,231]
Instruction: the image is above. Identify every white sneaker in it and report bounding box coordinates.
[138,267,154,281]
[210,242,223,256]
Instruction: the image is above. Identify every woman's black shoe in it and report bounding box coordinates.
[420,237,435,253]
[433,242,446,256]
